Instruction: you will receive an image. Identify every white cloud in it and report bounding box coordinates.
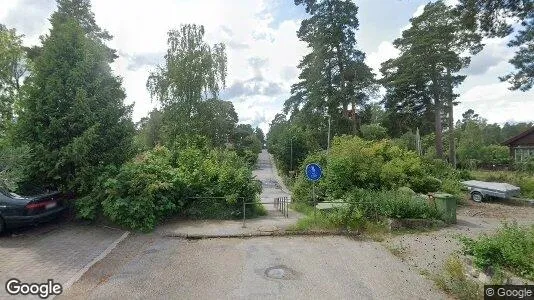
[456,82,534,124]
[366,41,400,76]
[1,0,307,129]
[412,4,426,18]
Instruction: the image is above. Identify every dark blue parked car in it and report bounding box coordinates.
[0,187,66,233]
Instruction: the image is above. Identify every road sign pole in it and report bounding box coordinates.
[313,182,316,215]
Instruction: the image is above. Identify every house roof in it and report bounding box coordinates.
[502,127,534,146]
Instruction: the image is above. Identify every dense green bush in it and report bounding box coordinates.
[293,189,441,232]
[344,189,441,221]
[76,146,263,231]
[325,136,439,194]
[0,142,31,190]
[462,224,534,281]
[515,157,534,175]
[292,136,469,205]
[360,123,388,141]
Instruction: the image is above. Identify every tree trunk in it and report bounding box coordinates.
[434,99,444,159]
[432,74,444,159]
[351,100,357,135]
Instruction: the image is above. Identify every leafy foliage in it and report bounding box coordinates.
[462,223,534,281]
[147,24,230,147]
[360,123,388,141]
[78,146,263,231]
[0,24,27,134]
[325,136,440,195]
[0,142,30,190]
[343,189,441,221]
[456,0,533,91]
[231,124,262,167]
[14,1,135,195]
[381,1,482,160]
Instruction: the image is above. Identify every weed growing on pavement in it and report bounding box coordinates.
[433,256,482,300]
[461,223,534,281]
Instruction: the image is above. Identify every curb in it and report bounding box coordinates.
[268,152,291,195]
[57,231,130,298]
[163,230,362,240]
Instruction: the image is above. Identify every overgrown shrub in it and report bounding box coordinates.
[360,123,388,141]
[0,142,31,190]
[434,256,482,300]
[461,223,534,281]
[76,146,263,231]
[343,189,441,221]
[292,206,366,231]
[325,136,438,194]
[515,157,534,175]
[293,189,441,231]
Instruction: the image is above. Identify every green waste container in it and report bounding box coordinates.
[433,193,457,224]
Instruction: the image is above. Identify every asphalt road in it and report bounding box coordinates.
[59,235,446,300]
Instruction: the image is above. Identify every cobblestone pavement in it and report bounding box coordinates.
[0,223,126,299]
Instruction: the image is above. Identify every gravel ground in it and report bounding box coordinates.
[384,200,534,276]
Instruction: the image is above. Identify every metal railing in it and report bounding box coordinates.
[183,196,291,228]
[242,197,290,228]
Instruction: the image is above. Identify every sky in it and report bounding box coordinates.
[1,0,533,134]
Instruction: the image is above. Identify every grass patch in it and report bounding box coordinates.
[385,243,409,260]
[461,223,534,281]
[433,256,483,300]
[291,189,443,234]
[470,170,534,199]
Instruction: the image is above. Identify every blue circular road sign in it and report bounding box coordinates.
[305,163,322,182]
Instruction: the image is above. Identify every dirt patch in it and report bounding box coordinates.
[384,200,534,279]
[458,200,534,219]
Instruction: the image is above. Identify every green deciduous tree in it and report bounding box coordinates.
[147,24,229,146]
[15,0,134,195]
[0,24,27,136]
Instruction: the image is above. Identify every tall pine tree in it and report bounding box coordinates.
[381,1,481,163]
[284,0,376,143]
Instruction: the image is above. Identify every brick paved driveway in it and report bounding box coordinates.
[0,222,126,299]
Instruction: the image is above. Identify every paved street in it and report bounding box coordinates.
[58,151,446,299]
[0,223,127,299]
[60,235,446,300]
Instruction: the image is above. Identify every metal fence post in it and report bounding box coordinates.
[285,197,288,218]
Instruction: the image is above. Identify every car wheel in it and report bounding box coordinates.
[0,217,4,234]
[471,191,484,203]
